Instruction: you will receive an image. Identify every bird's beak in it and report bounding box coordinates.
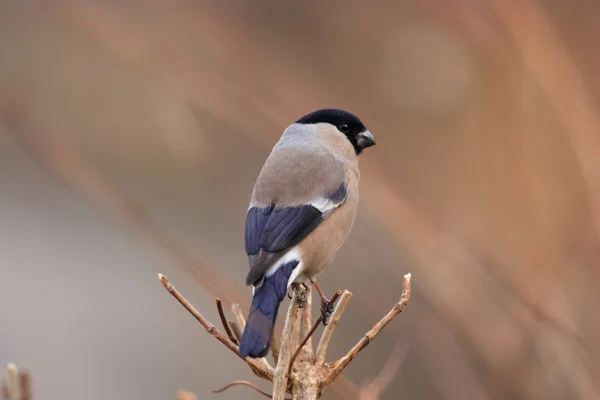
[356,130,376,149]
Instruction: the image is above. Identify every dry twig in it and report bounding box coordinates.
[17,372,30,400]
[289,290,342,376]
[0,364,33,400]
[316,290,353,365]
[270,330,281,366]
[216,298,238,345]
[1,381,8,400]
[7,365,17,400]
[323,273,412,387]
[159,270,412,399]
[158,274,274,381]
[273,287,306,399]
[303,286,313,352]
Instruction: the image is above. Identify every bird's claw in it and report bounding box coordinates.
[290,282,309,308]
[297,292,307,308]
[320,300,335,325]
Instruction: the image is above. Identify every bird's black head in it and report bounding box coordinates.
[295,108,376,155]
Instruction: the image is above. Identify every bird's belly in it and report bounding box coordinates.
[297,197,358,280]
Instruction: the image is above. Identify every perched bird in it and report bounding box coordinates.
[238,108,376,358]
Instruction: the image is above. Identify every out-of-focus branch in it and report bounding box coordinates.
[416,309,493,400]
[324,273,412,387]
[491,0,600,244]
[54,1,284,146]
[0,88,244,308]
[7,365,17,400]
[176,390,197,400]
[230,303,247,329]
[359,342,408,400]
[0,364,32,400]
[229,320,243,344]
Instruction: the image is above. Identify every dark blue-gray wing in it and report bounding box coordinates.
[244,204,324,286]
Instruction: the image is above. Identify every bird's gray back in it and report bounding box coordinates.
[250,126,346,207]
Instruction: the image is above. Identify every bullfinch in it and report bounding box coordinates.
[239,108,376,358]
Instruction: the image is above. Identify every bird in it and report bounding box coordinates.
[238,108,376,359]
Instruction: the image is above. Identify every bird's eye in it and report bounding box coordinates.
[339,124,350,133]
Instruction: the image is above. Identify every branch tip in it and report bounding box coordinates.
[316,289,353,365]
[216,298,238,345]
[322,272,413,388]
[159,274,274,381]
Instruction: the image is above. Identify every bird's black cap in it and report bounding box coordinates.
[295,108,375,154]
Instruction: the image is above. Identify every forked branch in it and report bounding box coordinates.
[323,273,412,387]
[0,363,32,400]
[315,290,353,365]
[158,272,412,399]
[272,286,307,399]
[289,290,342,376]
[158,274,274,381]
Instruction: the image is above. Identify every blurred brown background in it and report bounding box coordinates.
[1,1,599,399]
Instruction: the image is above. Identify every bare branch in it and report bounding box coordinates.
[17,370,31,400]
[324,273,412,387]
[216,298,238,345]
[213,380,292,400]
[289,291,341,376]
[302,286,313,353]
[271,330,281,367]
[316,290,353,365]
[273,287,306,399]
[158,273,274,381]
[328,375,361,399]
[1,380,8,400]
[7,364,17,400]
[0,364,31,400]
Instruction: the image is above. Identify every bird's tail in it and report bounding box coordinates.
[239,261,299,358]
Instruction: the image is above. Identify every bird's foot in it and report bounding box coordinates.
[290,282,309,308]
[320,299,335,325]
[309,278,334,324]
[287,282,308,299]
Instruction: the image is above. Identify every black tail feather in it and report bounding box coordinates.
[239,261,298,358]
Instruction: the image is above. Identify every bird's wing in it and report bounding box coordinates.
[244,148,348,286]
